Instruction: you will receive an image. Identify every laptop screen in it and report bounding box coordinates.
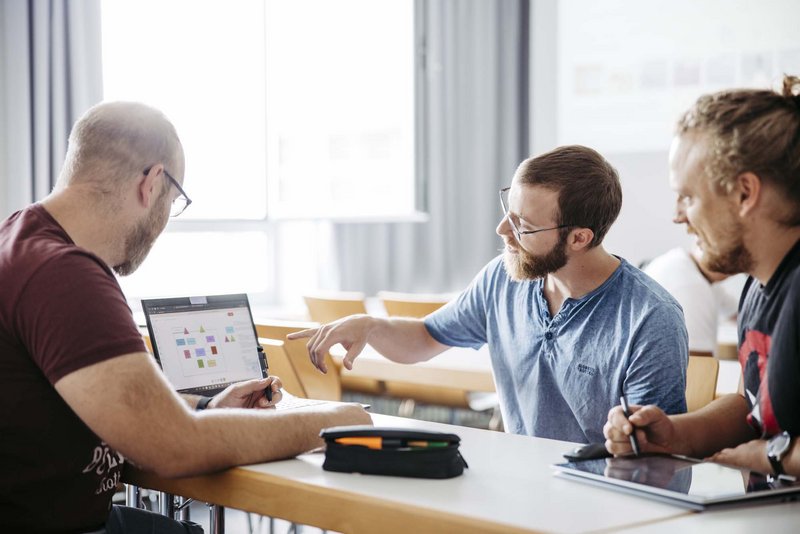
[142,294,266,395]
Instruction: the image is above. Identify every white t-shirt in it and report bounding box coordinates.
[644,248,745,354]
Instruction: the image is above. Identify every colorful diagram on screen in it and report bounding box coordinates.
[173,324,235,377]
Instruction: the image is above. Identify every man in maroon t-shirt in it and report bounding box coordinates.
[603,75,800,478]
[0,102,370,533]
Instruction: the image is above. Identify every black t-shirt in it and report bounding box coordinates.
[738,238,800,438]
[0,205,146,532]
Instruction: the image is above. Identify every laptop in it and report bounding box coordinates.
[141,293,327,409]
[552,454,800,511]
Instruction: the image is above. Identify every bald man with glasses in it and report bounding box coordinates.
[0,102,369,533]
[291,145,688,443]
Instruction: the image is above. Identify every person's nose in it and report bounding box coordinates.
[673,201,687,225]
[496,213,512,238]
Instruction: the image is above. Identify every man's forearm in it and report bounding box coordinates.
[57,352,370,480]
[179,393,203,410]
[365,317,448,363]
[156,405,368,478]
[671,394,756,457]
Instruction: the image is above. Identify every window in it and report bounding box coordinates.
[102,0,268,220]
[265,1,416,219]
[101,0,417,305]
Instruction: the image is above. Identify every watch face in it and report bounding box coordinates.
[768,431,792,458]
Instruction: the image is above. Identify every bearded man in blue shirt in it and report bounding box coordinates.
[292,145,688,443]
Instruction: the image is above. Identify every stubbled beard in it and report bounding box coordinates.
[702,235,753,275]
[502,234,569,281]
[692,220,752,275]
[113,195,169,276]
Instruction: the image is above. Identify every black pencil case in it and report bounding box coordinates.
[320,425,469,479]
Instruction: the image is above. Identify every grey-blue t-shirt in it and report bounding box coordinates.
[424,255,688,443]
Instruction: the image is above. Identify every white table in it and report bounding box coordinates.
[616,501,800,533]
[126,414,694,533]
[331,344,497,393]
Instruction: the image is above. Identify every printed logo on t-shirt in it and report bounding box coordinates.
[739,329,780,437]
[82,442,125,495]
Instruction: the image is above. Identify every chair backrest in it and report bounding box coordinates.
[256,320,342,401]
[142,334,153,354]
[716,341,738,361]
[303,292,368,324]
[258,338,307,398]
[686,354,720,412]
[377,291,450,318]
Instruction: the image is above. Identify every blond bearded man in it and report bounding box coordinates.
[605,75,800,479]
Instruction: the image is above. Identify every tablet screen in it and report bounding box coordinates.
[554,454,800,507]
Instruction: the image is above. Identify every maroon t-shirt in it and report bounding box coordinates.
[0,204,147,532]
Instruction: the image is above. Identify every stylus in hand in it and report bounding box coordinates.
[619,395,640,457]
[257,346,273,402]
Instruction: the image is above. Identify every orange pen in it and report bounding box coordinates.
[334,437,405,449]
[334,437,384,449]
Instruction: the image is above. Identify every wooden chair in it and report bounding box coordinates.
[377,291,450,318]
[256,320,343,401]
[142,334,153,354]
[367,292,494,417]
[686,354,720,412]
[303,292,368,324]
[258,338,307,398]
[716,341,738,361]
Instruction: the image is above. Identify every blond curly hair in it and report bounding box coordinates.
[677,75,800,225]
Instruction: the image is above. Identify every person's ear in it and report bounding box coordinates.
[569,227,595,251]
[138,165,164,208]
[734,172,762,217]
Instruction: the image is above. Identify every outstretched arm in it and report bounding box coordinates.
[287,315,449,373]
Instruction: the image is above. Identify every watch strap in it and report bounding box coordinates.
[767,431,792,476]
[768,453,785,476]
[196,396,214,411]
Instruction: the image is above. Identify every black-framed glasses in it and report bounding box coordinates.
[144,166,192,217]
[499,187,575,241]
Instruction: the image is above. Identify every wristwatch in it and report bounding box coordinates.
[767,431,792,476]
[196,396,214,411]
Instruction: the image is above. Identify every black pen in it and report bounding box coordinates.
[258,346,273,402]
[619,395,640,457]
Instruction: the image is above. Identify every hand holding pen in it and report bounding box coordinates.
[605,399,677,457]
[619,395,641,457]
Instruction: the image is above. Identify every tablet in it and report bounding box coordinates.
[552,454,800,510]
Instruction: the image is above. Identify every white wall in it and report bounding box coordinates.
[603,151,689,266]
[532,0,800,266]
